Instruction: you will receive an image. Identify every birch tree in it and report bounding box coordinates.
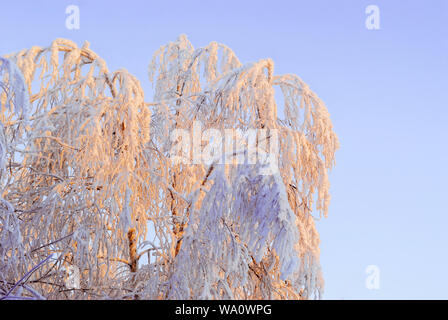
[0,36,338,300]
[1,40,152,299]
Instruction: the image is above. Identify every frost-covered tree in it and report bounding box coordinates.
[1,40,151,299]
[145,35,338,299]
[0,36,338,300]
[0,57,33,299]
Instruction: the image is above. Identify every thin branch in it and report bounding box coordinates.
[0,254,53,300]
[30,232,74,253]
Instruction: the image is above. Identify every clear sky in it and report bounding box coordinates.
[1,0,447,299]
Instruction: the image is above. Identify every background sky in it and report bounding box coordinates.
[1,0,447,299]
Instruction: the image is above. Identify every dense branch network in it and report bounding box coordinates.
[0,36,338,300]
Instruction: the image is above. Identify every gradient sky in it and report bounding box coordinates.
[1,0,447,299]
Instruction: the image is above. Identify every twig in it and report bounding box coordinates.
[0,254,53,300]
[30,232,74,253]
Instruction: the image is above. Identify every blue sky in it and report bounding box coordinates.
[1,0,447,299]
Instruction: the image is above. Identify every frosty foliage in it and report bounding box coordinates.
[0,57,31,299]
[145,35,338,300]
[0,36,338,300]
[1,40,151,299]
